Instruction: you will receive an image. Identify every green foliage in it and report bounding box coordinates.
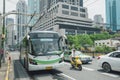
[89,32,111,42]
[67,34,93,50]
[103,45,113,53]
[67,35,74,46]
[77,34,93,46]
[67,32,120,52]
[95,46,104,53]
[95,45,113,53]
[111,33,120,38]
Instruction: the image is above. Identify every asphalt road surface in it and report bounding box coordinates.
[11,51,120,80]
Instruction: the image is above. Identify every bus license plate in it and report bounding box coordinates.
[46,66,52,70]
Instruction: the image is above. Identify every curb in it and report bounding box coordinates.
[5,57,11,80]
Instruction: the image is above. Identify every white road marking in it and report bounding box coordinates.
[82,67,95,71]
[101,73,119,78]
[59,73,77,80]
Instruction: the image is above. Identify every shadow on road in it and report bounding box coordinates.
[97,69,120,76]
[13,60,30,80]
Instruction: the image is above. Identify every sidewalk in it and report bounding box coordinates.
[0,55,14,80]
[0,62,8,80]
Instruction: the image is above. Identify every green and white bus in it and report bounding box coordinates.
[19,31,67,71]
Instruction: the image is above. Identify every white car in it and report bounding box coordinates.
[64,50,92,63]
[97,50,120,72]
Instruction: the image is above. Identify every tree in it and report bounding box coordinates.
[78,34,93,46]
[90,32,111,42]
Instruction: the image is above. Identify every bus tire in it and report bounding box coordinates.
[24,58,28,71]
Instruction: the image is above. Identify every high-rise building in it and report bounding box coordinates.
[33,0,100,35]
[40,0,83,14]
[16,0,27,44]
[28,0,40,26]
[6,18,14,47]
[106,0,120,31]
[94,15,104,28]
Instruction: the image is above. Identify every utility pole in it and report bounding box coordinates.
[2,0,6,63]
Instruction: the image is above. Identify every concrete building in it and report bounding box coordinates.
[33,0,101,35]
[6,18,14,48]
[16,0,27,44]
[95,39,120,48]
[106,0,120,31]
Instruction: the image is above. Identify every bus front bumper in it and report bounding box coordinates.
[28,62,64,71]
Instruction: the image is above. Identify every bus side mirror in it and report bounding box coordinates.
[26,35,30,46]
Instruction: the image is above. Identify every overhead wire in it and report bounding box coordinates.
[31,12,45,30]
[25,11,36,29]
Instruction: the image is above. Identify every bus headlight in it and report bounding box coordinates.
[29,58,38,65]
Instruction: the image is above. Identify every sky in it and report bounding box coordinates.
[0,0,106,22]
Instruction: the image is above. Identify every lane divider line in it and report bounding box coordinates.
[5,56,11,80]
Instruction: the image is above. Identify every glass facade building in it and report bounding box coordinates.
[106,0,120,31]
[28,0,40,26]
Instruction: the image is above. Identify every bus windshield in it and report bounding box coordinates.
[30,38,59,56]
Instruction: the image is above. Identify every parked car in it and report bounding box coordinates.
[97,50,120,72]
[9,48,15,51]
[64,50,92,63]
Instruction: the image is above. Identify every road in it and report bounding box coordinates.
[10,51,120,80]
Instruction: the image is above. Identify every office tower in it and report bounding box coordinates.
[6,18,14,48]
[16,0,27,44]
[106,0,120,31]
